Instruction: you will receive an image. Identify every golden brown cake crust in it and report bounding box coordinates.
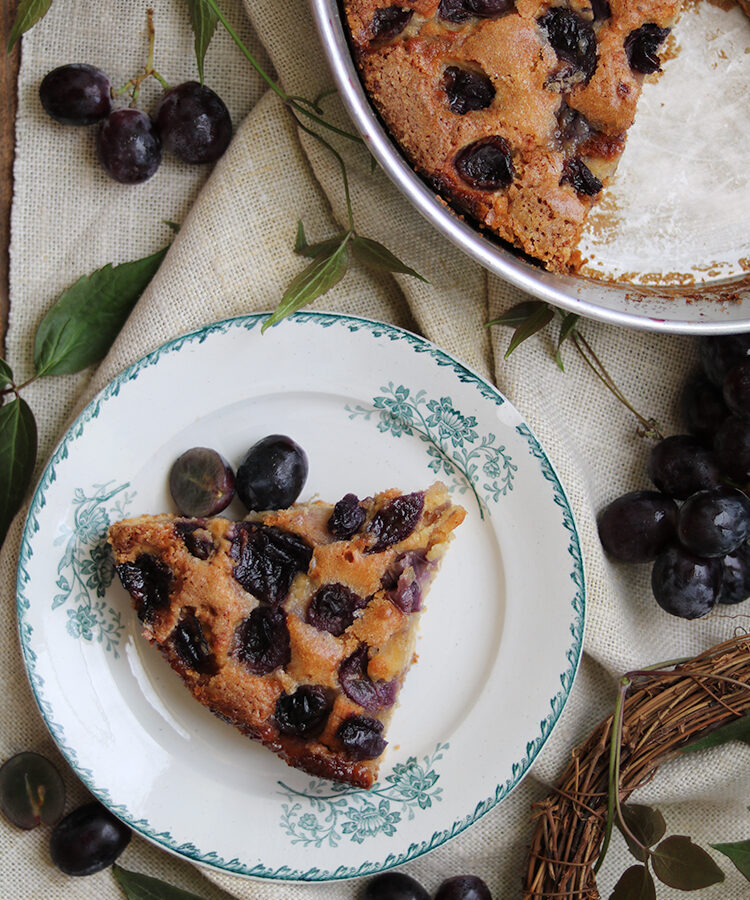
[108,483,465,789]
[344,0,682,271]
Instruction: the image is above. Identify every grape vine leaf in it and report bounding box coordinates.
[710,840,750,881]
[263,240,349,332]
[555,312,580,371]
[294,221,349,260]
[185,0,219,84]
[7,0,54,51]
[0,397,37,548]
[350,235,428,282]
[113,864,209,899]
[651,835,724,890]
[487,300,555,359]
[0,358,13,388]
[33,246,168,377]
[609,865,656,900]
[681,712,750,753]
[617,804,667,862]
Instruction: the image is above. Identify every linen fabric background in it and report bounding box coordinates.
[2,1,749,897]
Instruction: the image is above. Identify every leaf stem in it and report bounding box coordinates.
[594,676,629,873]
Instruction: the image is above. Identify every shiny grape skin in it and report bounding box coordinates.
[597,491,677,563]
[96,109,161,184]
[680,371,728,442]
[364,872,431,900]
[236,435,308,511]
[156,82,232,164]
[39,64,112,126]
[677,486,750,558]
[718,543,750,605]
[651,545,722,619]
[714,415,750,482]
[647,435,720,500]
[435,875,493,900]
[723,359,750,419]
[168,447,235,517]
[0,752,65,829]
[700,334,750,387]
[49,801,131,875]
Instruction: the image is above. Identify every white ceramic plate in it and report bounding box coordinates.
[17,313,584,882]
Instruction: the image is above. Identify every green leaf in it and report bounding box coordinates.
[350,236,428,282]
[609,865,656,900]
[0,397,37,548]
[263,242,349,332]
[682,712,750,753]
[0,358,13,388]
[8,0,53,50]
[486,301,546,328]
[33,246,168,377]
[503,303,554,359]
[555,312,580,371]
[652,836,724,890]
[184,0,219,84]
[294,220,309,254]
[113,864,208,899]
[617,804,667,862]
[710,840,750,881]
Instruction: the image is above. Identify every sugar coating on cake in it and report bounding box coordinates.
[344,0,683,271]
[108,482,465,788]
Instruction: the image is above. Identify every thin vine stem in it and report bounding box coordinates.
[594,676,629,873]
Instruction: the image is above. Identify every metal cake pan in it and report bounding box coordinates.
[310,0,750,334]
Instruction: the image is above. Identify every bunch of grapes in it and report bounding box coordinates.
[598,333,750,619]
[39,62,232,184]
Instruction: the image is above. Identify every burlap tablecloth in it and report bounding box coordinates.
[2,1,748,897]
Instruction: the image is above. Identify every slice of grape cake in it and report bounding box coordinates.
[108,482,465,789]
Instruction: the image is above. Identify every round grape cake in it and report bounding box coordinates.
[109,482,465,789]
[343,1,745,272]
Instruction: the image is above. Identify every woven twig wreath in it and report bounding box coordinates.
[522,634,750,899]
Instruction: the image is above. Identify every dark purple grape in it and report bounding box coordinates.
[364,872,431,900]
[231,522,312,605]
[714,415,750,481]
[647,435,721,500]
[306,583,368,636]
[718,543,750,605]
[382,549,434,613]
[275,685,332,737]
[236,434,308,512]
[680,371,728,441]
[371,7,413,41]
[169,447,235,517]
[677,486,750,558]
[723,359,750,419]
[700,334,750,387]
[367,491,425,553]
[597,491,677,563]
[556,104,592,150]
[49,802,130,876]
[561,157,602,196]
[435,875,493,900]
[174,520,215,560]
[338,646,398,711]
[539,9,598,86]
[96,108,161,184]
[171,609,218,675]
[328,493,366,539]
[39,64,112,126]
[234,606,290,675]
[0,752,65,830]
[651,545,722,619]
[438,0,515,22]
[116,553,172,622]
[624,24,670,74]
[443,66,496,115]
[155,81,232,165]
[591,0,611,19]
[337,715,387,760]
[454,137,514,191]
